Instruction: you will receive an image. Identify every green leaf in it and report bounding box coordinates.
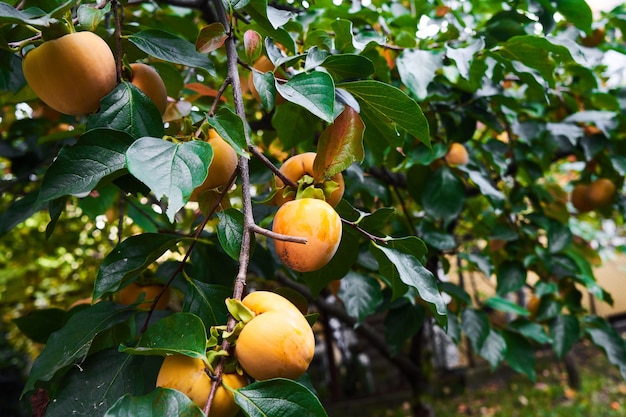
[0,191,46,236]
[275,71,335,123]
[13,308,68,344]
[38,129,134,202]
[126,138,213,222]
[244,0,296,53]
[182,280,231,330]
[121,313,208,359]
[440,282,472,305]
[584,316,626,379]
[217,208,247,261]
[508,319,552,344]
[496,260,527,296]
[484,296,529,317]
[206,107,248,156]
[127,29,214,74]
[313,105,365,180]
[421,167,465,225]
[446,38,485,80]
[45,349,162,417]
[396,49,443,100]
[503,331,536,381]
[549,314,580,359]
[87,82,165,139]
[23,301,134,394]
[301,230,360,297]
[555,0,592,33]
[0,49,26,94]
[340,80,430,147]
[384,302,425,356]
[479,329,506,370]
[321,54,375,81]
[104,387,204,417]
[234,378,328,417]
[331,19,358,53]
[462,308,490,352]
[547,220,572,253]
[338,272,383,323]
[372,243,447,325]
[0,2,53,26]
[77,3,110,31]
[94,233,185,300]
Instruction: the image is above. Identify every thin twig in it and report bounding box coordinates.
[251,224,307,244]
[248,145,298,189]
[341,218,389,244]
[112,0,124,83]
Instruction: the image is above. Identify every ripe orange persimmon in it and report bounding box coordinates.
[22,31,117,115]
[444,142,469,166]
[272,152,345,207]
[272,198,342,272]
[156,355,247,415]
[129,63,168,115]
[587,178,616,209]
[190,129,238,201]
[235,291,315,381]
[570,183,593,213]
[118,283,170,310]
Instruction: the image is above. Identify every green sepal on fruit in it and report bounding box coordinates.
[225,298,256,324]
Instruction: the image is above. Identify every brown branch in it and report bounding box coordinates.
[341,218,389,244]
[248,145,298,189]
[251,224,307,244]
[112,0,124,84]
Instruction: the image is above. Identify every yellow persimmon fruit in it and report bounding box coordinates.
[156,355,247,415]
[118,283,170,310]
[235,291,315,381]
[272,152,345,207]
[444,142,469,166]
[22,31,117,115]
[129,63,168,115]
[272,198,342,272]
[190,129,238,201]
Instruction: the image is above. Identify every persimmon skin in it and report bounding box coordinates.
[22,31,117,115]
[272,152,345,207]
[235,291,315,381]
[444,143,469,165]
[272,198,342,272]
[570,184,593,213]
[156,355,247,415]
[118,283,170,310]
[587,178,615,209]
[190,130,238,201]
[130,63,168,115]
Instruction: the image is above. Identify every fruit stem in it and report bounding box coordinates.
[251,224,308,244]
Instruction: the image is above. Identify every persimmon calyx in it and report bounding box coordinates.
[225,298,256,323]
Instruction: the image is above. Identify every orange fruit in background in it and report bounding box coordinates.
[118,283,170,310]
[570,183,593,213]
[129,63,168,115]
[235,291,315,381]
[190,129,238,201]
[272,198,342,272]
[22,31,117,115]
[444,143,469,166]
[272,152,345,207]
[156,355,247,415]
[587,178,616,209]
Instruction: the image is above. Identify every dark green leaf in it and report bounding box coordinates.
[0,2,53,26]
[331,19,357,53]
[479,329,506,370]
[555,0,592,32]
[126,138,213,221]
[38,129,134,202]
[503,331,536,381]
[127,29,214,74]
[421,167,465,224]
[23,302,134,394]
[77,3,110,31]
[584,316,626,379]
[508,319,552,344]
[104,387,204,417]
[206,107,248,156]
[440,282,472,305]
[386,236,429,262]
[462,309,490,352]
[340,80,430,147]
[87,82,164,139]
[94,234,185,300]
[547,220,572,253]
[496,260,527,296]
[234,378,328,417]
[182,280,231,330]
[0,191,45,236]
[385,302,425,356]
[549,314,580,359]
[321,54,375,81]
[275,71,335,122]
[12,308,68,344]
[338,272,383,323]
[484,296,529,317]
[0,50,26,93]
[217,208,247,261]
[121,313,207,359]
[372,243,447,325]
[45,349,162,417]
